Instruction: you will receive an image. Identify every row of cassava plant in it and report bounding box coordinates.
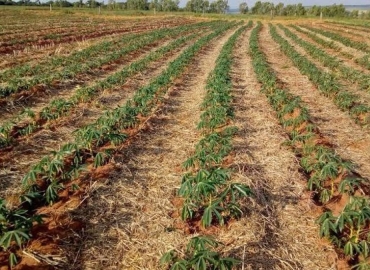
[0,21,152,46]
[326,21,370,34]
[0,20,187,56]
[161,22,253,270]
[269,24,370,127]
[326,21,370,31]
[319,24,364,38]
[0,20,218,83]
[0,21,220,98]
[278,24,370,91]
[0,17,163,37]
[288,25,353,60]
[355,54,370,70]
[0,31,206,149]
[300,25,370,53]
[0,21,238,268]
[301,26,370,69]
[250,22,370,269]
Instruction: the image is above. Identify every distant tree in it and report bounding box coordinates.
[332,4,346,16]
[202,0,209,13]
[296,3,305,16]
[1,0,15,4]
[213,0,228,13]
[86,0,96,7]
[185,0,204,13]
[275,2,284,16]
[108,0,116,9]
[307,5,321,16]
[350,9,359,18]
[261,2,273,14]
[251,1,273,15]
[239,2,248,14]
[150,0,178,11]
[149,0,160,10]
[53,0,73,7]
[251,0,262,14]
[126,0,148,9]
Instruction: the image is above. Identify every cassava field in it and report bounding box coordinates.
[1,8,370,270]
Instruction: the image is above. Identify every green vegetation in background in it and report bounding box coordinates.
[1,0,370,18]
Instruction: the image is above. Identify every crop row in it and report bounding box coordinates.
[0,19,190,55]
[288,25,354,60]
[0,22,100,37]
[4,21,215,79]
[0,15,102,32]
[0,21,237,268]
[0,24,172,82]
[298,24,370,70]
[250,22,370,269]
[0,22,149,45]
[161,21,252,270]
[326,20,370,30]
[269,24,370,127]
[300,25,370,53]
[278,24,370,92]
[0,29,207,149]
[0,17,189,36]
[326,21,370,33]
[355,54,370,70]
[0,21,218,98]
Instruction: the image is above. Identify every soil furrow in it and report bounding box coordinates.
[260,24,370,182]
[223,24,335,270]
[0,34,201,199]
[64,26,239,270]
[289,25,370,75]
[0,17,196,69]
[0,36,179,123]
[298,25,367,60]
[275,26,370,102]
[319,24,370,45]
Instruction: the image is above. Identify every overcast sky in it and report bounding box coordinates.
[179,0,370,9]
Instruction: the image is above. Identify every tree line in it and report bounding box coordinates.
[240,1,369,18]
[0,0,369,18]
[0,0,228,13]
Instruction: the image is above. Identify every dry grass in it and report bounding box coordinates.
[57,25,238,269]
[259,24,370,182]
[0,35,171,124]
[275,26,370,102]
[217,26,336,269]
[0,34,198,202]
[318,24,370,46]
[288,25,370,76]
[63,27,240,269]
[4,19,370,270]
[295,25,366,60]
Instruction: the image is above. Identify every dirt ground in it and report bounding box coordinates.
[2,15,370,270]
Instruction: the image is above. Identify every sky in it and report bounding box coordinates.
[178,0,370,9]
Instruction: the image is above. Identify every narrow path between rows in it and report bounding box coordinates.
[260,24,370,184]
[66,26,239,269]
[275,26,370,102]
[226,24,335,270]
[289,25,370,75]
[0,35,200,199]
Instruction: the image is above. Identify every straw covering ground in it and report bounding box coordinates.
[1,9,370,270]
